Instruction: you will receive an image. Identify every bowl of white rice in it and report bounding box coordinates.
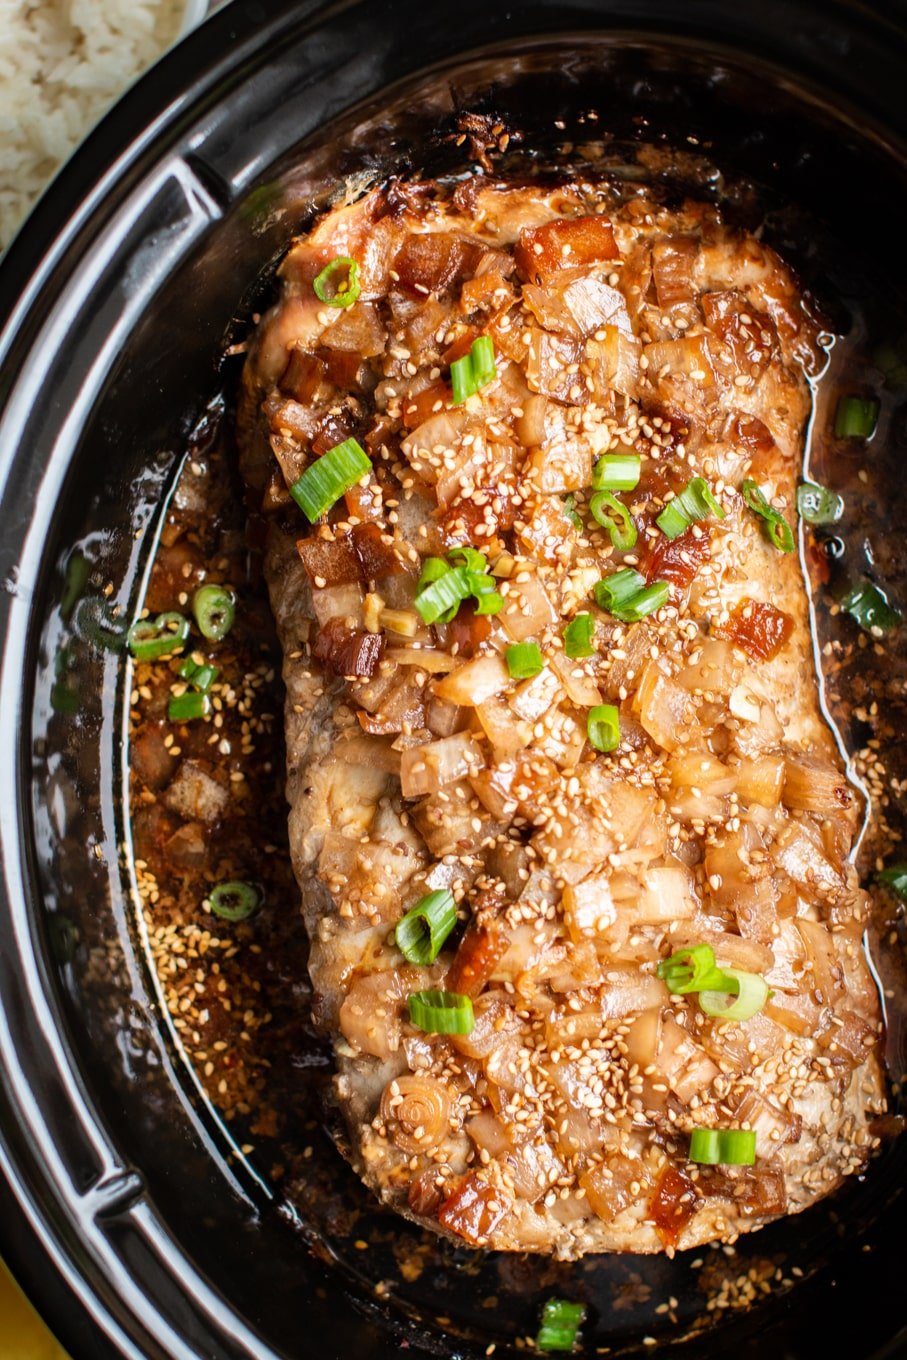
[0,0,218,249]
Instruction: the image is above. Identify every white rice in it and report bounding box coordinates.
[0,0,189,249]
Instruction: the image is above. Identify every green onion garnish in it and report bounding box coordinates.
[395,890,457,965]
[470,334,496,387]
[407,989,475,1036]
[450,354,475,406]
[563,613,595,658]
[75,598,127,653]
[741,480,795,553]
[590,491,637,550]
[178,657,219,692]
[594,568,669,622]
[450,336,498,405]
[657,944,729,995]
[587,703,620,753]
[592,450,641,492]
[167,691,210,722]
[879,863,907,901]
[656,476,725,541]
[834,394,879,440]
[797,481,844,525]
[507,641,544,679]
[415,549,503,624]
[415,566,472,624]
[127,612,190,662]
[699,967,770,1022]
[192,584,236,642]
[290,437,371,522]
[447,546,490,574]
[536,1299,586,1353]
[839,577,902,633]
[562,494,583,531]
[874,341,907,392]
[312,256,361,308]
[60,550,90,621]
[689,1128,757,1167]
[209,880,261,922]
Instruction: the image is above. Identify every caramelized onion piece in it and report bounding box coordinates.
[379,1074,452,1154]
[514,215,619,282]
[437,1173,510,1245]
[297,534,360,587]
[649,1165,698,1248]
[314,618,384,678]
[717,599,794,662]
[639,525,711,593]
[580,1152,650,1221]
[408,1167,445,1217]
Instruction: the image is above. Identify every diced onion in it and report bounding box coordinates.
[433,654,510,706]
[399,732,484,797]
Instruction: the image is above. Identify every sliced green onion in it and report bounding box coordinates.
[874,341,907,392]
[209,880,261,922]
[741,480,795,553]
[313,256,361,308]
[408,989,475,1036]
[451,336,498,406]
[839,577,902,634]
[594,569,669,623]
[656,476,726,541]
[447,546,490,574]
[797,481,844,525]
[415,566,472,624]
[689,1127,757,1166]
[536,1299,586,1353]
[587,703,620,753]
[470,335,496,387]
[450,354,475,405]
[879,863,907,901]
[61,550,90,621]
[469,576,504,616]
[593,451,641,492]
[564,613,595,658]
[415,550,503,623]
[168,691,210,722]
[562,494,583,531]
[594,567,645,611]
[834,394,879,439]
[395,890,457,965]
[657,944,730,995]
[699,968,770,1022]
[75,598,127,652]
[192,584,236,642]
[506,641,544,679]
[590,491,637,550]
[417,556,450,589]
[178,657,219,692]
[290,437,371,522]
[50,679,80,715]
[127,612,190,661]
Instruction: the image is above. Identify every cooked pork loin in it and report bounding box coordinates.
[238,175,886,1258]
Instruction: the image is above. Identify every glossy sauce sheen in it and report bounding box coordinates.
[236,177,886,1257]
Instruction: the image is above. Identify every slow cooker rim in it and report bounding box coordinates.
[1,3,907,1358]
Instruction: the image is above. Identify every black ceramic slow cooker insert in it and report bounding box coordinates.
[1,2,906,1357]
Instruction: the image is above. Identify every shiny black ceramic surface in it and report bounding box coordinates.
[0,3,906,1358]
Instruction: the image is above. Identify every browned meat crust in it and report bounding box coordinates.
[238,176,886,1258]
